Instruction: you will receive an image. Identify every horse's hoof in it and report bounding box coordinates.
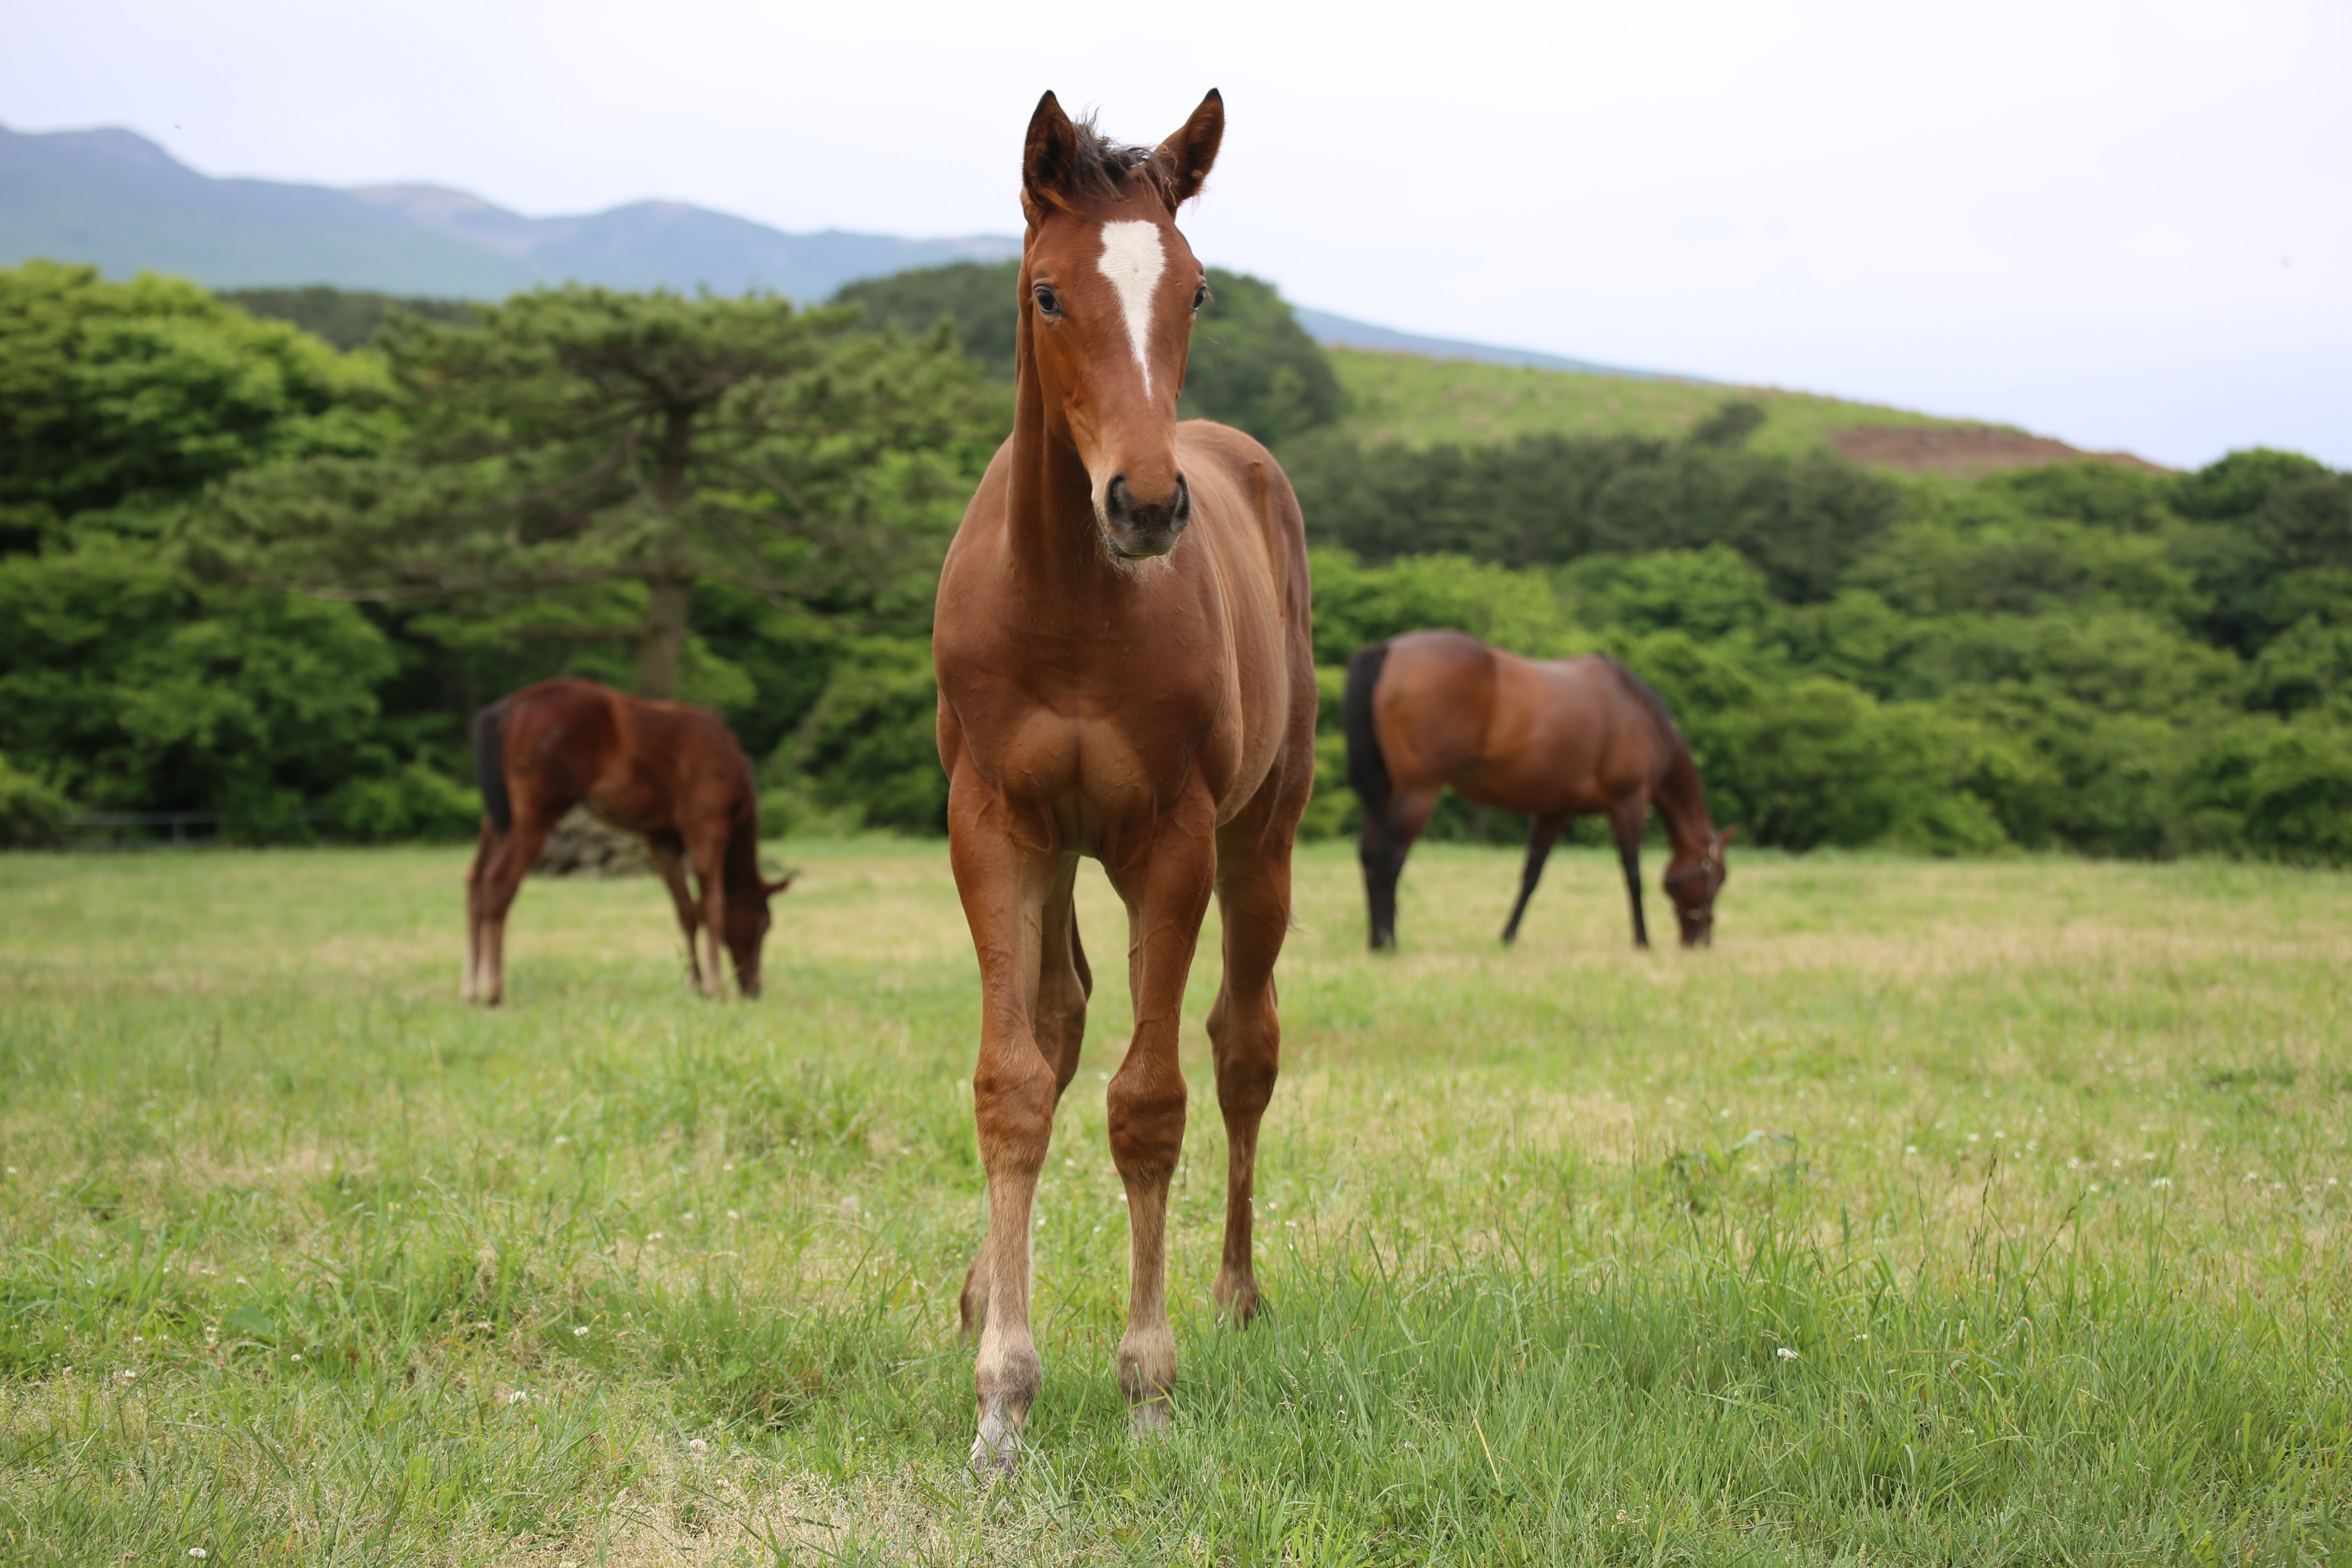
[1130,1399,1173,1439]
[969,1422,1022,1479]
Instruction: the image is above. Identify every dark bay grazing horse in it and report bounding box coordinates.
[1345,630,1733,951]
[462,678,791,1005]
[932,89,1316,1470]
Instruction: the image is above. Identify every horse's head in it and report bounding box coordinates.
[1018,88,1223,566]
[724,867,796,999]
[1662,826,1737,948]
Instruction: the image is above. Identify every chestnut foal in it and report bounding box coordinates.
[462,678,790,1004]
[932,90,1316,1470]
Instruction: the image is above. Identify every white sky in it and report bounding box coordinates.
[5,0,2347,469]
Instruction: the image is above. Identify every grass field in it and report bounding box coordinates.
[1325,347,1980,458]
[3,841,2348,1565]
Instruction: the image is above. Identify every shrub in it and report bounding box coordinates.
[0,752,71,847]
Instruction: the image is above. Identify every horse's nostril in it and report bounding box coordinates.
[1172,472,1190,524]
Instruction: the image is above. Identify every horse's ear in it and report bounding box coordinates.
[1023,90,1083,218]
[759,866,797,898]
[1155,88,1223,208]
[1718,825,1741,848]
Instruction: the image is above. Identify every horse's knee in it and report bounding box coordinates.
[973,1053,1057,1165]
[1105,1066,1186,1178]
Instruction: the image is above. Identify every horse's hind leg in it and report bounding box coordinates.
[463,821,497,1002]
[961,855,1088,1341]
[1206,817,1296,1334]
[1361,785,1439,951]
[1610,796,1652,950]
[478,813,556,1006]
[1501,813,1569,946]
[647,834,704,992]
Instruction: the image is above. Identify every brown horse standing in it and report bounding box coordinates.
[932,89,1316,1470]
[462,678,790,1005]
[1345,630,1732,951]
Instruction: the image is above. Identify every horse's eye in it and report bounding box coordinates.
[1033,285,1061,317]
[1192,283,1210,312]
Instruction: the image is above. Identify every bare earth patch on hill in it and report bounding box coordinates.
[1827,423,2169,477]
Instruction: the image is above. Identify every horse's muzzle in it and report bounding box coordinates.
[1102,472,1190,560]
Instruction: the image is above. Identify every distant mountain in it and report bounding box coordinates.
[1290,305,1692,383]
[0,123,1020,301]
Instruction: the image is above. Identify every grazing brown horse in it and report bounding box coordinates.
[462,678,790,1005]
[932,89,1316,1470]
[1345,630,1732,951]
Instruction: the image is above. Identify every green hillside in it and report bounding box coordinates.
[1327,347,1980,457]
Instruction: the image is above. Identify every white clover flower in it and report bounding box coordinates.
[189,1551,208,1561]
[725,1210,739,1221]
[1904,1145,1918,1155]
[573,1325,589,1338]
[507,1390,530,1405]
[2152,1177,2172,1189]
[646,1232,662,1242]
[689,1437,708,1453]
[1776,1347,1799,1361]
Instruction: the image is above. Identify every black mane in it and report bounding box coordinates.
[1606,658,1687,756]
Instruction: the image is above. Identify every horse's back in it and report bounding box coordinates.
[1485,653,1675,813]
[499,678,750,837]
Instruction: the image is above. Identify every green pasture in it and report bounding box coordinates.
[1325,347,1975,456]
[2,842,2348,1565]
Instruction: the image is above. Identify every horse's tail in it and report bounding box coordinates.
[1344,640,1393,832]
[472,699,513,834]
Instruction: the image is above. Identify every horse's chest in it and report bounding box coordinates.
[947,659,1238,822]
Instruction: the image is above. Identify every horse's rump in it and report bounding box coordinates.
[1343,641,1393,830]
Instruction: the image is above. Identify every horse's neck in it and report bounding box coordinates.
[1653,738,1715,859]
[1003,324,1118,608]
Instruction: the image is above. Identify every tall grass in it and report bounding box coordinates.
[2,843,2346,1564]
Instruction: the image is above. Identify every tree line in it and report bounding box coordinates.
[2,257,2346,862]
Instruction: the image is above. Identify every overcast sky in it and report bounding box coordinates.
[6,0,2346,468]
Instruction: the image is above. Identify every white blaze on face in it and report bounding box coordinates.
[1096,220,1168,401]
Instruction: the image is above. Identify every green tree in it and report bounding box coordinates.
[0,262,406,831]
[0,261,394,549]
[199,285,999,699]
[220,286,481,352]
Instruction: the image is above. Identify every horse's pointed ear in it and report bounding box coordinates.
[759,865,797,898]
[1156,88,1224,208]
[1719,825,1740,847]
[1023,90,1082,218]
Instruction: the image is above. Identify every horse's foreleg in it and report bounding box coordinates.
[1207,819,1295,1328]
[948,799,1063,1473]
[1104,806,1216,1435]
[687,836,727,999]
[648,837,703,992]
[962,855,1089,1343]
[1611,798,1651,950]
